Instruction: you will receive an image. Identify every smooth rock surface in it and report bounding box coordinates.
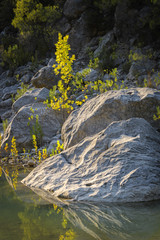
[22,118,160,203]
[62,88,160,149]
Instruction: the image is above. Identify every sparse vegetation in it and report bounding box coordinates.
[153,106,160,121]
[2,119,8,133]
[0,134,64,189]
[13,82,30,102]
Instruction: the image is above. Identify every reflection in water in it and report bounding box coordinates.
[31,188,160,240]
[1,170,160,240]
[64,202,160,240]
[0,172,76,240]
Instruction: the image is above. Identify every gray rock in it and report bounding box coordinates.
[0,76,16,89]
[14,65,34,78]
[20,73,32,84]
[67,8,101,57]
[127,59,156,82]
[63,0,90,19]
[94,31,116,69]
[22,118,160,203]
[2,83,19,95]
[0,99,12,108]
[31,66,59,89]
[82,68,99,83]
[62,88,160,149]
[56,17,71,35]
[1,110,13,121]
[12,87,49,113]
[1,102,64,153]
[47,58,56,67]
[94,31,115,58]
[2,93,13,101]
[47,134,62,154]
[1,84,19,102]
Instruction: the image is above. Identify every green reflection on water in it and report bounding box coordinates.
[1,169,160,240]
[0,172,76,240]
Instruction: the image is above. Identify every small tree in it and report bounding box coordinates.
[12,0,61,57]
[50,33,76,112]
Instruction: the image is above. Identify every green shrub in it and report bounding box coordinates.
[2,119,8,133]
[2,44,31,70]
[14,82,30,102]
[94,0,120,9]
[153,106,160,121]
[12,0,61,57]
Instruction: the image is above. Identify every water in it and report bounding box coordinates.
[0,171,160,240]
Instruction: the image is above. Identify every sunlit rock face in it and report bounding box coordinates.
[62,88,160,149]
[22,118,160,203]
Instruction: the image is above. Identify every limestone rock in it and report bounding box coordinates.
[1,110,13,121]
[31,66,59,89]
[20,73,32,84]
[62,88,160,149]
[94,31,116,69]
[127,58,156,82]
[22,118,160,203]
[12,87,49,113]
[94,31,115,58]
[1,102,66,153]
[2,84,19,101]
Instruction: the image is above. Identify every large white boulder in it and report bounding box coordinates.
[22,118,160,203]
[62,88,160,149]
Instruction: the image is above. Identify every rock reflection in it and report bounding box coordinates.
[65,202,160,240]
[30,188,160,240]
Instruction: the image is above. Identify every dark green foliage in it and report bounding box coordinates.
[12,0,62,57]
[94,0,121,9]
[1,0,62,69]
[1,44,31,70]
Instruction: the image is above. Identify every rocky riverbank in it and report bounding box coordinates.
[0,0,160,202]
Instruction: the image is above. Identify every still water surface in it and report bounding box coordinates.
[0,171,160,240]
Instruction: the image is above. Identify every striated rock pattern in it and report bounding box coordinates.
[22,118,160,203]
[62,88,160,149]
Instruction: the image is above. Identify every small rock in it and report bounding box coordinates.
[31,66,59,89]
[28,160,35,167]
